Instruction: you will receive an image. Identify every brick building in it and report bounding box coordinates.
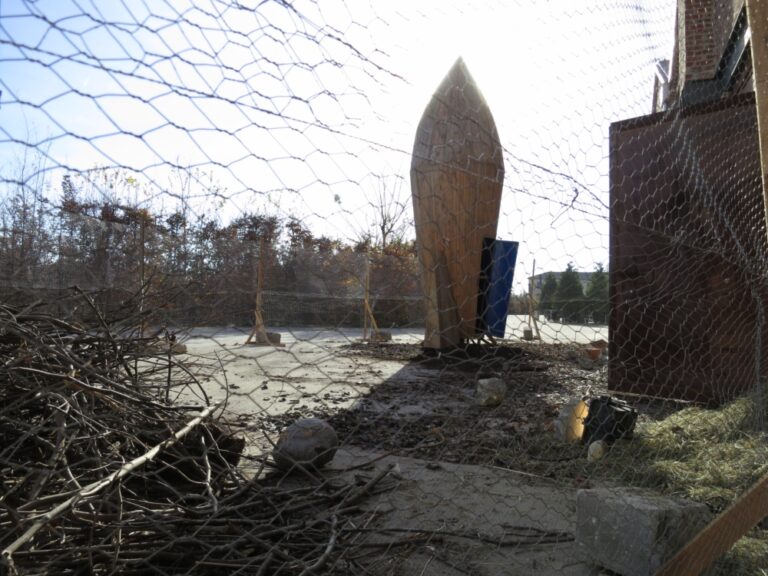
[610,0,765,403]
[654,0,753,111]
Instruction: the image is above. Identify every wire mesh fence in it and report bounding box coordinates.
[0,209,423,328]
[2,0,768,574]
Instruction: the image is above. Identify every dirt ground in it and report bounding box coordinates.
[176,320,652,575]
[175,317,715,575]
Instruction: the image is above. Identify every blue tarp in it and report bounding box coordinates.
[481,239,519,338]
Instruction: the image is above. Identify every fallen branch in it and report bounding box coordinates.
[2,402,221,571]
[0,299,398,575]
[299,515,339,576]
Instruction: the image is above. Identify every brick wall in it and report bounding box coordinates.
[679,0,744,82]
[680,0,719,81]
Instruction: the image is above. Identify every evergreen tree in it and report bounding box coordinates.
[538,272,558,318]
[585,262,609,324]
[554,262,584,323]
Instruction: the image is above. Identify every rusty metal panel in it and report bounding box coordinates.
[609,93,768,404]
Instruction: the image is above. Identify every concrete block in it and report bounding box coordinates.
[576,489,711,576]
[523,328,534,340]
[265,331,281,344]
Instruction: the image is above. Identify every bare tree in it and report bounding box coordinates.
[0,145,53,288]
[359,174,412,251]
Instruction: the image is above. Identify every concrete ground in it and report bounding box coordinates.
[178,316,608,418]
[179,326,424,415]
[172,317,610,575]
[505,316,608,345]
[327,447,602,576]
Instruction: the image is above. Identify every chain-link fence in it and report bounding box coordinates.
[2,0,768,574]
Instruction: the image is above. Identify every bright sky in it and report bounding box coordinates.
[0,0,676,291]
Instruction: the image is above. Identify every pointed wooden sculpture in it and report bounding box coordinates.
[411,58,505,349]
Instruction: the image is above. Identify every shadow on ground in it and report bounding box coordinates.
[253,339,690,576]
[323,341,605,479]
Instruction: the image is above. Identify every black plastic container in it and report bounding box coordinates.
[582,396,637,444]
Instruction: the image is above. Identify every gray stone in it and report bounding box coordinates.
[273,418,338,471]
[476,377,505,407]
[576,489,711,576]
[586,440,607,462]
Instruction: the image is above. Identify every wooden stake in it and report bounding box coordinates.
[362,254,369,341]
[246,238,277,346]
[364,298,380,336]
[654,470,768,576]
[362,253,380,339]
[747,0,768,231]
[528,260,540,340]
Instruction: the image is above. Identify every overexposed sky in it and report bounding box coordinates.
[0,0,676,290]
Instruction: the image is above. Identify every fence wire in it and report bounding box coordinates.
[2,1,768,575]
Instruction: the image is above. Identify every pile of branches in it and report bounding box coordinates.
[0,295,396,575]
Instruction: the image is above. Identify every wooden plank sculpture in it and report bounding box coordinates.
[410,57,505,349]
